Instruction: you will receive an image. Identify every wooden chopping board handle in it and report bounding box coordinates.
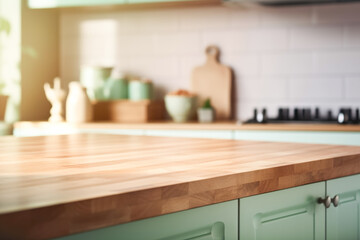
[205,45,220,65]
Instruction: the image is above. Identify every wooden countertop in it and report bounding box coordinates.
[14,121,360,132]
[1,134,360,239]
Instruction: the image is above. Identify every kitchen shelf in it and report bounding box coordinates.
[14,121,360,132]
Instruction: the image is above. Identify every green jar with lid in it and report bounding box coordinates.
[103,71,128,100]
[128,79,153,101]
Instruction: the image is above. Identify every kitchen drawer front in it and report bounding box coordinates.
[234,130,360,146]
[28,0,127,9]
[327,174,360,240]
[239,182,325,240]
[56,200,238,240]
[28,0,206,8]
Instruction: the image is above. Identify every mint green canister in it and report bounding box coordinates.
[129,79,153,101]
[103,71,128,100]
[80,66,113,100]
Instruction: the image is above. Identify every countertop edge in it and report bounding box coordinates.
[1,153,360,240]
[13,121,360,132]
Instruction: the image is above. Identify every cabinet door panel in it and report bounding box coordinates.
[240,182,325,240]
[327,174,360,240]
[28,0,127,8]
[56,200,237,240]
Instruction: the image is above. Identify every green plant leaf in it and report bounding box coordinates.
[0,16,11,35]
[202,98,212,109]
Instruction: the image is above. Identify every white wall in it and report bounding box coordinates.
[60,3,360,120]
[0,0,21,122]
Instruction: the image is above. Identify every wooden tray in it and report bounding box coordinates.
[92,100,165,123]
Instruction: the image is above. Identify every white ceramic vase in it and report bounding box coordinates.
[66,82,93,123]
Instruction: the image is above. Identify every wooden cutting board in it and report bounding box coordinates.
[191,46,232,120]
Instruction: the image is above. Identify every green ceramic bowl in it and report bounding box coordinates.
[165,95,197,123]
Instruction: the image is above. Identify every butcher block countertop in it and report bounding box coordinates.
[14,121,360,132]
[1,134,360,239]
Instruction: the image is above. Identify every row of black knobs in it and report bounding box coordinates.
[253,108,360,124]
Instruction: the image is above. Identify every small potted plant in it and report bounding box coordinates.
[197,98,215,123]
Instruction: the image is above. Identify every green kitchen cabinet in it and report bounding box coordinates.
[144,129,233,139]
[28,0,127,8]
[28,0,197,8]
[239,182,326,240]
[234,130,360,146]
[127,0,193,3]
[56,200,238,240]
[327,174,360,240]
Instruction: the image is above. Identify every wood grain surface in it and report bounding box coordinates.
[92,100,165,123]
[14,121,360,132]
[1,134,360,239]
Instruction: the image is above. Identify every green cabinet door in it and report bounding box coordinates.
[327,174,360,240]
[145,130,233,139]
[28,0,127,9]
[234,130,360,146]
[56,200,237,240]
[239,182,325,240]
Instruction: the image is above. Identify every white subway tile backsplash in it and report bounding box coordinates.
[128,56,179,77]
[344,25,360,47]
[289,77,343,100]
[154,32,201,55]
[179,55,205,80]
[237,77,288,101]
[117,34,156,56]
[202,30,236,56]
[234,28,288,53]
[80,19,118,38]
[60,4,360,120]
[315,51,360,74]
[290,26,342,49]
[228,55,259,77]
[345,77,360,99]
[261,53,313,75]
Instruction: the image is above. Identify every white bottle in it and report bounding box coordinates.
[66,82,93,123]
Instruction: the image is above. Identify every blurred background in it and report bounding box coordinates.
[1,0,360,140]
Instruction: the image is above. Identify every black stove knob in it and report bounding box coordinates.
[253,108,258,122]
[315,108,320,120]
[256,108,267,123]
[338,108,350,124]
[294,108,303,121]
[346,108,352,122]
[355,108,360,123]
[283,108,290,120]
[303,108,311,121]
[278,108,290,121]
[278,108,283,120]
[327,110,333,121]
